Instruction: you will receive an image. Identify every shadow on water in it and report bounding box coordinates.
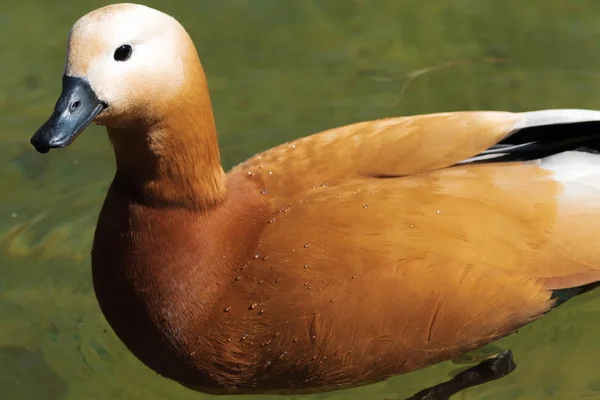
[3,0,600,399]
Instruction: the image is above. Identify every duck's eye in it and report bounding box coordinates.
[113,45,132,62]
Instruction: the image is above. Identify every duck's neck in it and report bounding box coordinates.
[108,79,226,210]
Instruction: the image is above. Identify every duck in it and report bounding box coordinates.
[30,3,600,399]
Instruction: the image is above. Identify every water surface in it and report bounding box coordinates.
[3,1,600,399]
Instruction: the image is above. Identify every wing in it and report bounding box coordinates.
[230,109,600,202]
[213,109,600,388]
[216,155,600,387]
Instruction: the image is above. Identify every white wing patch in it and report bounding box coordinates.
[459,109,600,165]
[542,151,600,203]
[514,109,600,131]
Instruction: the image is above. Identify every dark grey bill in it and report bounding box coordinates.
[30,75,107,153]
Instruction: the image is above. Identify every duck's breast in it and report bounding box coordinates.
[91,174,270,386]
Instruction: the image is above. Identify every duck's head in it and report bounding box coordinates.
[31,3,203,153]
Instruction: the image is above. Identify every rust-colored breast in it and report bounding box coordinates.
[91,173,270,388]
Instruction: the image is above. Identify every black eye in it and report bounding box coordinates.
[114,44,132,62]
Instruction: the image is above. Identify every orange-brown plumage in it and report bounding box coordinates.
[32,3,600,396]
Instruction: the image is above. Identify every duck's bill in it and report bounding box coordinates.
[30,75,107,154]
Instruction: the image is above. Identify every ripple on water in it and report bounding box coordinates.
[0,345,68,400]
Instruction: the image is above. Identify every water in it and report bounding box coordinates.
[2,0,600,399]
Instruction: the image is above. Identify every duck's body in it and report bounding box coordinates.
[31,3,600,397]
[94,110,600,394]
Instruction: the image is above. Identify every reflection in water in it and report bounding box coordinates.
[2,0,600,399]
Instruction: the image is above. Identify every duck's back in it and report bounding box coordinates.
[197,111,600,392]
[200,163,566,392]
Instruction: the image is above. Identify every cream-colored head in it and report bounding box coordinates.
[66,3,198,126]
[31,3,225,208]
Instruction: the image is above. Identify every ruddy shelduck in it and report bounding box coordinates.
[30,3,600,399]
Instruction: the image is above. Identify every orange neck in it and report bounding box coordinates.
[108,62,226,210]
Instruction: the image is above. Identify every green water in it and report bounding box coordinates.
[3,0,600,399]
